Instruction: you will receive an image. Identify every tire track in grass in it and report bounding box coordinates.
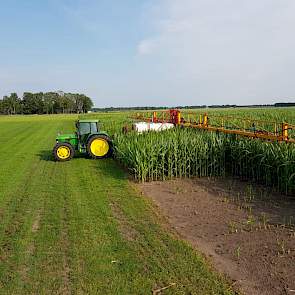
[18,158,57,289]
[0,136,53,288]
[0,130,51,289]
[53,158,232,295]
[59,163,71,295]
[62,159,115,294]
[29,161,73,295]
[21,115,77,294]
[0,120,62,239]
[55,158,142,294]
[19,162,64,294]
[21,126,75,294]
[0,116,75,294]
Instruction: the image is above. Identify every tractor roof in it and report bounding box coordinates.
[78,119,99,123]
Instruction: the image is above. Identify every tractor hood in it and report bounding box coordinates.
[56,133,77,141]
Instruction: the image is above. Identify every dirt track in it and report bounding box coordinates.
[139,178,295,295]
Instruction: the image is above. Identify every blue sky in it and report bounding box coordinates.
[1,0,295,107]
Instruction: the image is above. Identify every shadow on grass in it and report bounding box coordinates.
[38,150,87,162]
[38,150,128,184]
[89,157,129,182]
[38,150,54,161]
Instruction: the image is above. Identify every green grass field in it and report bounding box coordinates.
[0,115,233,294]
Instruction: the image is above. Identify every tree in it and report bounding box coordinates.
[22,92,44,114]
[9,93,21,114]
[0,93,21,115]
[0,91,94,115]
[81,95,93,113]
[43,92,58,114]
[63,93,76,113]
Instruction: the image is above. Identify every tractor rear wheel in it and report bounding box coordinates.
[87,135,113,159]
[53,142,74,162]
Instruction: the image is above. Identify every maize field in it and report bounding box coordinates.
[114,128,295,194]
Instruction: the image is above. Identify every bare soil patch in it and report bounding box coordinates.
[20,210,42,282]
[31,210,41,233]
[110,202,139,241]
[139,178,295,295]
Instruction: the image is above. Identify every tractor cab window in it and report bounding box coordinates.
[78,122,98,135]
[90,122,98,133]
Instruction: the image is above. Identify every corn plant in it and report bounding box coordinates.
[114,128,295,194]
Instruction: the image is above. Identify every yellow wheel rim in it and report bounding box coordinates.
[57,146,71,159]
[90,138,109,157]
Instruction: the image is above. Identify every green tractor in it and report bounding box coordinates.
[53,120,113,161]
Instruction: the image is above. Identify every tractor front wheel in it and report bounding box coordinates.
[53,142,74,162]
[87,135,113,159]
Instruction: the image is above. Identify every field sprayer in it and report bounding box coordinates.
[53,120,113,161]
[130,109,295,143]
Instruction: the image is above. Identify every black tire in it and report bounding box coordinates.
[53,142,74,162]
[87,135,113,159]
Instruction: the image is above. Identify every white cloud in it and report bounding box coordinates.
[158,19,193,33]
[137,38,158,55]
[137,18,193,55]
[135,0,295,104]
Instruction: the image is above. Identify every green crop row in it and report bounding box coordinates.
[114,128,295,194]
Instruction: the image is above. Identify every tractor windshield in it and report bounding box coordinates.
[79,122,98,135]
[90,122,98,133]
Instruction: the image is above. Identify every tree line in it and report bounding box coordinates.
[93,102,295,112]
[0,91,93,115]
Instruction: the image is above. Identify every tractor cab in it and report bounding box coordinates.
[76,120,100,144]
[52,119,113,162]
[76,120,99,135]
